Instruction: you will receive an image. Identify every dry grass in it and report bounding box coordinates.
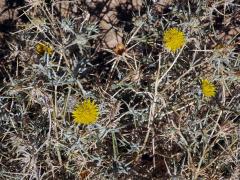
[0,0,239,179]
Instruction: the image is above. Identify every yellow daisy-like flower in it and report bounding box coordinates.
[201,79,216,98]
[72,99,100,125]
[35,42,53,55]
[163,27,185,52]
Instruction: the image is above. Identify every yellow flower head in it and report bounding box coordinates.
[163,28,185,52]
[72,99,100,125]
[35,42,53,55]
[114,43,125,55]
[201,79,216,98]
